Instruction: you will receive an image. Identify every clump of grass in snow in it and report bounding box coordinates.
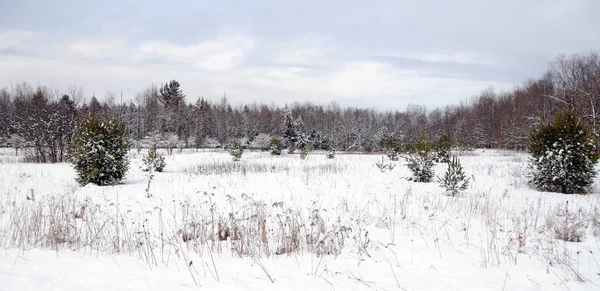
[0,189,365,259]
[182,161,291,175]
[181,160,347,176]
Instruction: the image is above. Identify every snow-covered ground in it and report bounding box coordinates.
[1,148,599,290]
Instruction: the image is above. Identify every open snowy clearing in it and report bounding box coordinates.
[1,148,600,290]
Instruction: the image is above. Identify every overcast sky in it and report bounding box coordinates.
[1,0,599,109]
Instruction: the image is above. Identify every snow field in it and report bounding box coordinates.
[1,149,600,290]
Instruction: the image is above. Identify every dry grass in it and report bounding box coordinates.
[180,160,347,176]
[0,190,360,259]
[1,149,599,286]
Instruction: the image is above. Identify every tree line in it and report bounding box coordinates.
[0,52,598,162]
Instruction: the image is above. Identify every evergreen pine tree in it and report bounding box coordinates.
[282,106,297,147]
[406,138,435,182]
[438,156,470,196]
[89,96,102,117]
[433,135,451,163]
[158,80,185,107]
[229,139,244,161]
[269,137,282,155]
[326,149,336,159]
[158,80,185,136]
[383,137,401,161]
[69,113,131,186]
[528,107,598,194]
[294,117,309,149]
[287,143,296,154]
[142,144,166,172]
[299,142,313,160]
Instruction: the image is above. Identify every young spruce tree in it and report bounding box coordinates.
[299,142,313,160]
[142,144,166,172]
[229,139,244,161]
[528,107,598,194]
[269,137,283,155]
[383,137,401,161]
[433,135,452,163]
[406,138,435,182]
[438,156,470,196]
[69,113,131,186]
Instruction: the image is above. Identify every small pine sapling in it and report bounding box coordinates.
[326,149,336,159]
[142,144,166,172]
[405,138,435,182]
[438,156,470,196]
[383,137,401,161]
[287,143,296,154]
[269,137,283,155]
[299,143,313,160]
[229,140,244,161]
[433,135,451,163]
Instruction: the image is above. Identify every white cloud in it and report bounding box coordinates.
[268,37,332,66]
[328,61,413,96]
[233,60,514,107]
[66,40,130,60]
[0,30,36,51]
[0,30,515,109]
[264,66,309,78]
[385,51,501,66]
[136,35,255,71]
